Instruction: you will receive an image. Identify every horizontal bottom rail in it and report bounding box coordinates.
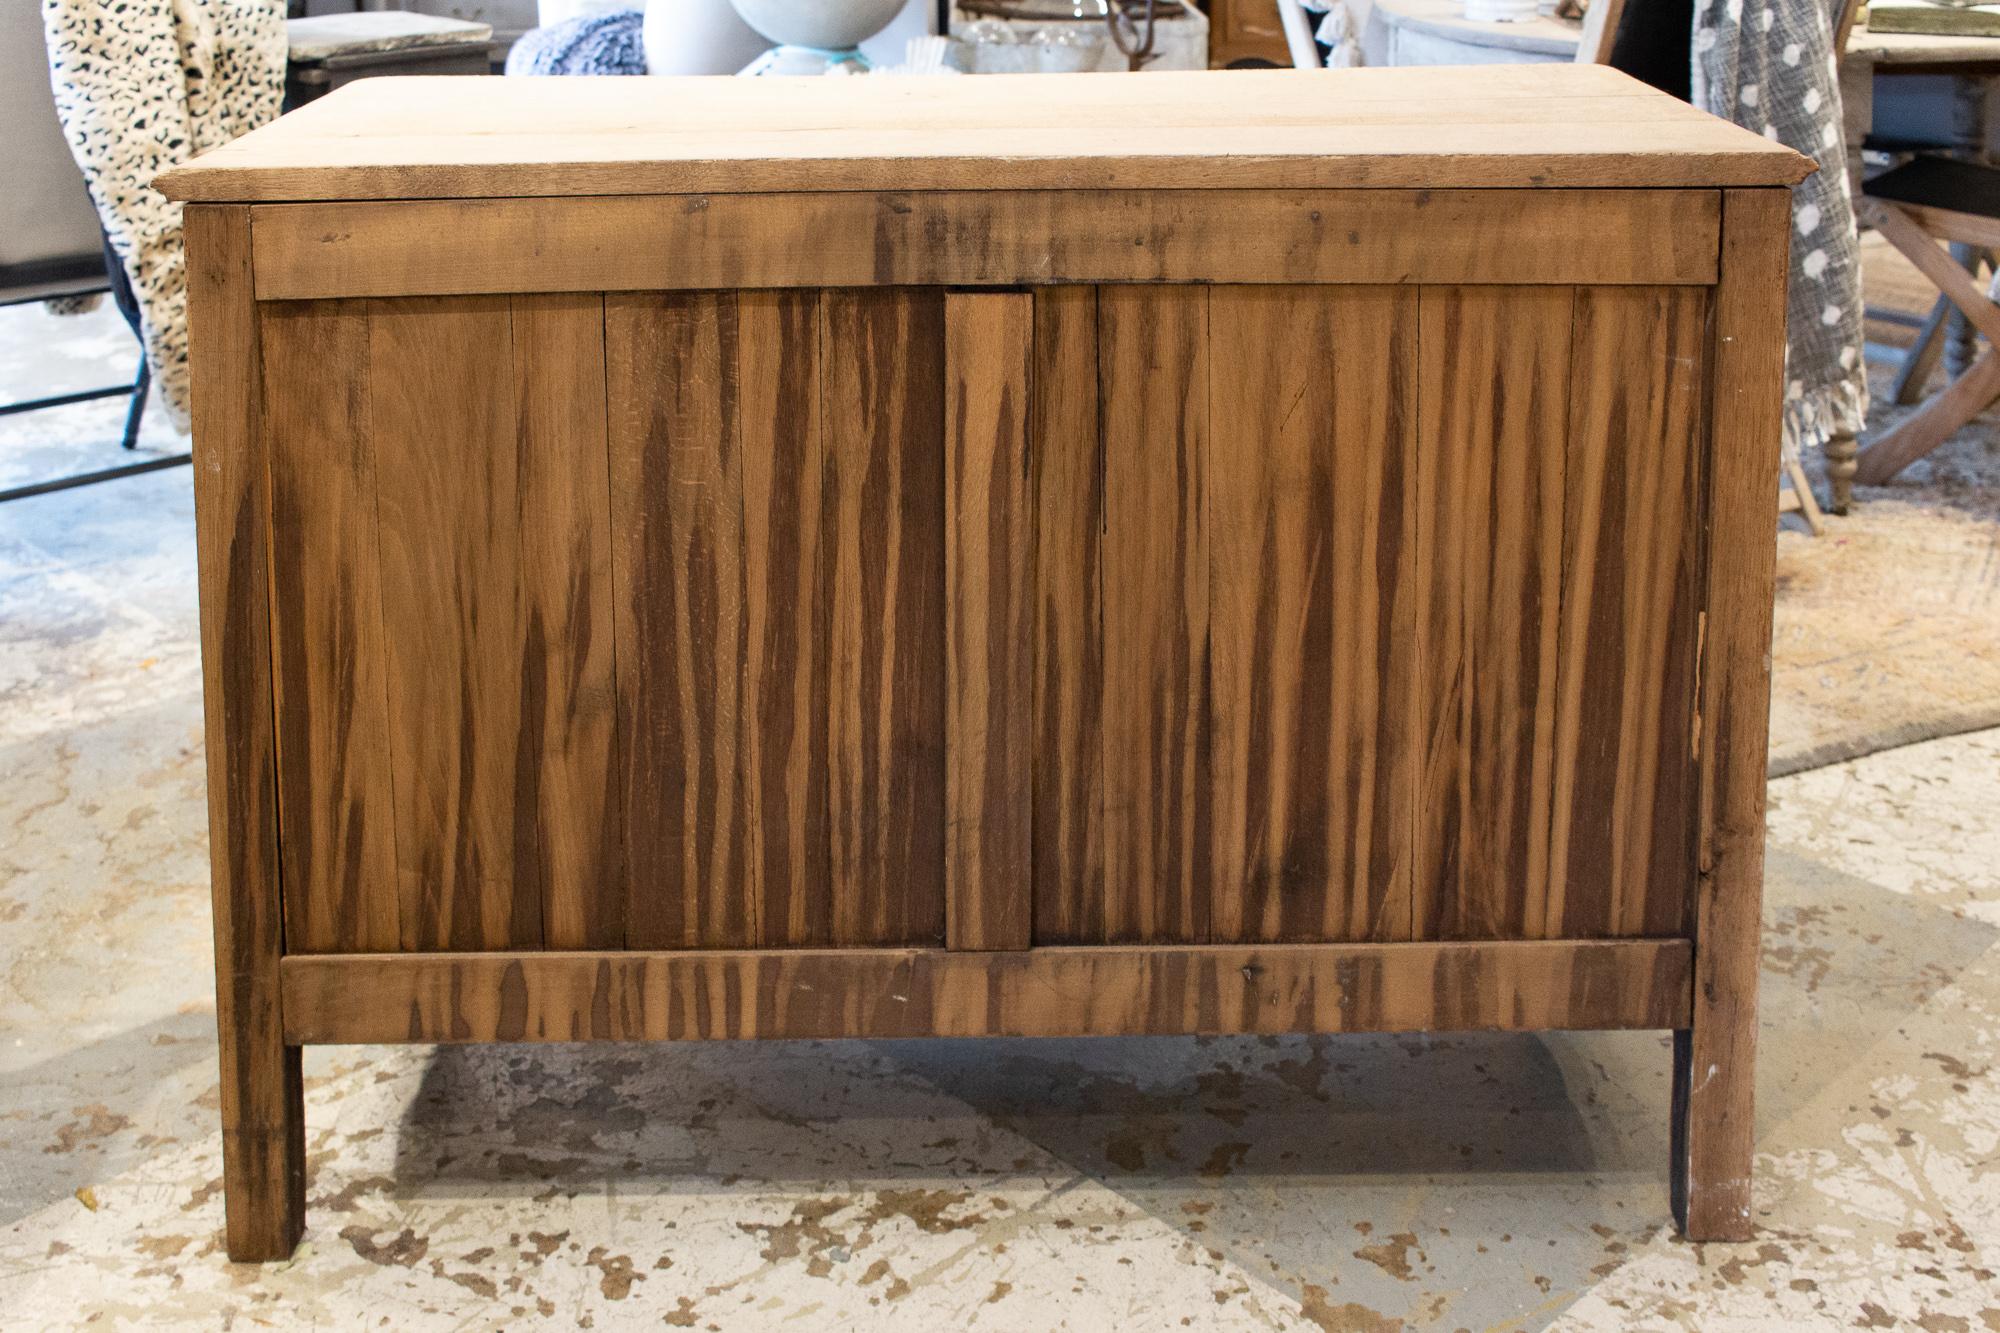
[280,939,1691,1045]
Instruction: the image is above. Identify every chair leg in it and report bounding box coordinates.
[1781,451,1825,534]
[120,355,149,450]
[1856,345,2000,485]
[1892,297,1949,406]
[1943,244,1982,380]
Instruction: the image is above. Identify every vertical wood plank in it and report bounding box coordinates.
[1413,286,1572,940]
[1676,188,1790,1242]
[513,293,624,949]
[1546,285,1708,939]
[823,288,948,946]
[607,293,752,949]
[259,301,399,954]
[944,291,1035,951]
[1099,286,1209,943]
[369,296,542,950]
[738,290,833,947]
[1030,287,1105,944]
[1208,286,1418,943]
[185,204,304,1261]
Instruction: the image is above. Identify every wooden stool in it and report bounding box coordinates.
[1856,157,2000,486]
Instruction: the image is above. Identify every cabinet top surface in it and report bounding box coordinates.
[156,65,1811,203]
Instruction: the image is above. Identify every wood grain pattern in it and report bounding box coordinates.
[1030,287,1106,944]
[737,290,834,947]
[944,292,1034,951]
[1414,286,1573,940]
[281,939,1695,1045]
[154,66,1811,202]
[1546,285,1708,939]
[823,289,949,946]
[245,189,1724,300]
[512,293,624,949]
[1208,286,1419,943]
[1099,286,1210,944]
[369,296,542,951]
[259,300,399,954]
[607,293,751,949]
[1676,188,1790,1243]
[184,204,304,1262]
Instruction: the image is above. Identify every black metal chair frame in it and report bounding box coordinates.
[0,257,190,505]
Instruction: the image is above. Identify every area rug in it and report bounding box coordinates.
[1769,242,2000,778]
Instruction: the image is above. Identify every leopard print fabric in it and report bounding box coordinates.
[42,0,285,430]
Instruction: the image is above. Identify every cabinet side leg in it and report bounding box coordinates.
[1676,189,1790,1243]
[186,204,305,1261]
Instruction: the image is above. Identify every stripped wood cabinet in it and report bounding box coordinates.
[162,66,1809,1260]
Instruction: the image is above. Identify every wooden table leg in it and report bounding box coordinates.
[186,205,307,1261]
[1675,189,1788,1242]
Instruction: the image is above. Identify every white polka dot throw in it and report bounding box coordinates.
[1694,0,1867,455]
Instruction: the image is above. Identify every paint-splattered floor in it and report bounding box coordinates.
[5,305,2000,1331]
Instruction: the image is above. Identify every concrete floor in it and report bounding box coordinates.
[5,302,2000,1329]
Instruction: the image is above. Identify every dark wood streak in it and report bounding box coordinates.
[1030,287,1106,944]
[1413,285,1572,941]
[823,289,948,946]
[945,291,1034,950]
[739,290,833,946]
[1208,286,1417,944]
[1549,286,1708,939]
[365,295,544,950]
[259,300,400,953]
[1099,285,1210,943]
[608,293,750,948]
[510,294,625,949]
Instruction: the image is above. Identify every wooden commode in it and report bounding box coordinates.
[157,66,1811,1261]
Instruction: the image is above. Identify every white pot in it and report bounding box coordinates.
[642,0,772,73]
[729,0,908,49]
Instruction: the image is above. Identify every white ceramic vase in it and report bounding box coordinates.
[641,0,772,74]
[728,0,908,50]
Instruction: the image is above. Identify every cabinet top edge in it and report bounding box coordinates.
[156,67,1813,203]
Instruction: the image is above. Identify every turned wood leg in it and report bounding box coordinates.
[1823,430,1858,514]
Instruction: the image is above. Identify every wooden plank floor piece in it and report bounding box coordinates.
[822,289,949,947]
[185,204,305,1262]
[280,938,1695,1045]
[1208,286,1419,943]
[1546,286,1708,939]
[944,292,1035,951]
[368,296,543,950]
[607,293,753,949]
[1676,187,1791,1243]
[1414,286,1573,941]
[258,300,400,954]
[512,293,624,949]
[1099,285,1211,944]
[737,290,834,948]
[1030,287,1107,944]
